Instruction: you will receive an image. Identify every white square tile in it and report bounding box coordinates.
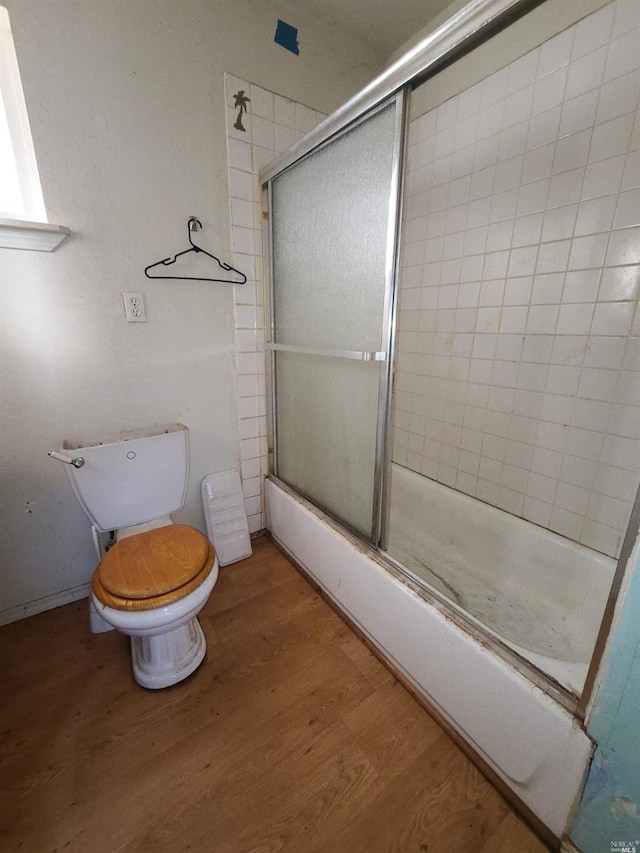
[502,87,534,130]
[231,197,254,229]
[251,115,274,150]
[532,66,568,116]
[604,30,640,83]
[564,45,607,101]
[612,0,640,39]
[598,265,640,301]
[416,110,437,141]
[559,90,599,138]
[584,337,625,371]
[574,195,617,236]
[232,226,255,255]
[541,204,578,242]
[250,85,274,121]
[535,239,571,277]
[228,138,252,171]
[591,301,636,336]
[572,398,611,432]
[596,69,640,125]
[247,514,264,535]
[240,437,260,460]
[481,67,508,107]
[236,351,258,375]
[550,506,583,541]
[511,213,542,248]
[581,155,625,200]
[507,48,540,95]
[589,114,634,164]
[275,124,297,153]
[435,98,457,133]
[578,367,618,401]
[622,149,640,191]
[235,305,258,329]
[527,471,557,503]
[571,4,614,60]
[552,130,591,176]
[252,145,275,172]
[614,188,640,229]
[563,269,600,303]
[606,226,640,266]
[537,29,574,78]
[556,481,590,516]
[499,120,529,160]
[522,334,553,363]
[608,403,640,440]
[274,95,296,128]
[527,304,559,333]
[470,166,497,201]
[517,179,550,216]
[229,168,255,201]
[531,272,563,303]
[556,302,594,334]
[527,106,562,150]
[602,433,640,471]
[500,305,528,333]
[509,245,538,276]
[568,233,608,271]
[486,220,514,252]
[593,462,638,501]
[522,144,555,184]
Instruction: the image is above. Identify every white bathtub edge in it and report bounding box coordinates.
[266,478,593,838]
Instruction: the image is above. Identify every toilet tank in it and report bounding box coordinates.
[63,423,190,532]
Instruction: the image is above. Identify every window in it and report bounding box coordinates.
[0,5,46,221]
[0,6,68,250]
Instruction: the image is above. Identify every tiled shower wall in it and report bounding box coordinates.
[393,0,640,558]
[224,75,326,533]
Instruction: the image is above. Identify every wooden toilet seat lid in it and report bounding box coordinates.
[96,524,211,599]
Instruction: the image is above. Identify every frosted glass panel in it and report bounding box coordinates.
[272,103,396,351]
[275,352,381,536]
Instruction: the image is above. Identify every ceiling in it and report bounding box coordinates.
[286,0,457,57]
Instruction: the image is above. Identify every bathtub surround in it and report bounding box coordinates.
[0,0,381,624]
[393,0,640,559]
[224,75,327,535]
[267,478,592,840]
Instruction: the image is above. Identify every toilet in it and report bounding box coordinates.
[52,423,218,689]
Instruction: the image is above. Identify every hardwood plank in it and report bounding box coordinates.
[0,538,550,853]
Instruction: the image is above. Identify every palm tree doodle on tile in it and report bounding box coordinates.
[233,90,250,132]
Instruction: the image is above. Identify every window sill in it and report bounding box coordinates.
[0,217,70,251]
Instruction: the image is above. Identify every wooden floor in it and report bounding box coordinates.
[0,537,549,853]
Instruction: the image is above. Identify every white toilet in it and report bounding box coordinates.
[52,423,218,689]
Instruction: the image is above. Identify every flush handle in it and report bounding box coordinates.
[48,450,85,468]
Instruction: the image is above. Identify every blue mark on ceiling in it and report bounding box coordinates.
[275,19,299,55]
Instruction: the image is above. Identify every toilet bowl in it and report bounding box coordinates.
[91,521,219,689]
[50,423,218,689]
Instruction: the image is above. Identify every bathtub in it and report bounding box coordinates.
[387,464,616,696]
[266,475,594,840]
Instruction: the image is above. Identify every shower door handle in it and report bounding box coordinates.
[266,343,387,362]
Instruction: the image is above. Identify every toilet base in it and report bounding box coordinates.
[130,617,207,689]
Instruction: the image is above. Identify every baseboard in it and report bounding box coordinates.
[0,583,91,627]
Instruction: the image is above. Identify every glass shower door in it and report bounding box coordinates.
[267,99,402,539]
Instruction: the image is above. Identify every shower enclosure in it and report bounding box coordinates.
[261,0,640,713]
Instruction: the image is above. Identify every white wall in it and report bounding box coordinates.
[0,0,382,620]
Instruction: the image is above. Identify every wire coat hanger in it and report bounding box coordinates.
[144,217,247,284]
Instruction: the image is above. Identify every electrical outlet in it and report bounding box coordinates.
[122,292,146,323]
